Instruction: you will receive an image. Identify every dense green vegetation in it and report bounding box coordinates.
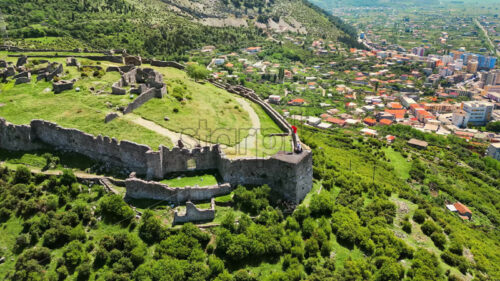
[0,0,360,59]
[1,121,498,280]
[0,0,262,58]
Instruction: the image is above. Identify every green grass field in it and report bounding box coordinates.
[383,147,411,180]
[225,102,292,157]
[0,55,173,149]
[135,66,252,147]
[160,173,219,187]
[0,53,288,158]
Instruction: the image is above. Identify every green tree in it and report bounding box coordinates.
[186,64,209,82]
[14,166,32,184]
[430,232,447,249]
[63,241,86,269]
[98,194,134,224]
[486,121,500,132]
[413,209,427,224]
[138,210,164,244]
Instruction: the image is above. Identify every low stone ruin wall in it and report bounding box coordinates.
[112,67,166,113]
[149,60,185,70]
[173,199,215,225]
[125,178,232,203]
[123,88,157,114]
[7,54,123,63]
[0,46,110,53]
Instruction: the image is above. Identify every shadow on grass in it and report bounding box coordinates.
[158,169,224,186]
[0,148,127,179]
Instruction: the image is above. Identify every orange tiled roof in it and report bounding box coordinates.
[385,109,406,119]
[379,119,393,125]
[364,118,377,125]
[454,202,472,215]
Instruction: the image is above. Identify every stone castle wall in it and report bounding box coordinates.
[125,178,231,203]
[218,151,313,203]
[123,87,157,114]
[149,60,185,70]
[0,118,312,203]
[28,119,153,174]
[161,146,220,174]
[209,79,297,148]
[173,199,215,225]
[7,54,123,63]
[0,119,43,151]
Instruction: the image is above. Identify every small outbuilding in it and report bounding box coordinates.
[453,202,472,220]
[408,138,428,149]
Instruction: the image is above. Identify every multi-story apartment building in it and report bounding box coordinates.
[462,101,494,125]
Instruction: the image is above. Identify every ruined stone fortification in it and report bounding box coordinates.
[125,178,231,203]
[173,199,215,225]
[0,118,312,203]
[0,53,311,203]
[149,60,185,70]
[110,67,167,114]
[8,54,123,63]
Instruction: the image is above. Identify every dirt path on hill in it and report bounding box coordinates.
[231,97,261,154]
[124,114,208,147]
[122,97,261,155]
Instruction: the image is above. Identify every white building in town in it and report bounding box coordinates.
[486,143,500,161]
[462,101,494,126]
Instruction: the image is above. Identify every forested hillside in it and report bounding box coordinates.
[0,0,360,58]
[0,124,498,280]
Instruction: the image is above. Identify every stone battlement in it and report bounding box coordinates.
[0,118,312,203]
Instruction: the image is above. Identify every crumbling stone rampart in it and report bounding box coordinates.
[112,67,166,113]
[7,54,123,63]
[150,60,185,70]
[173,199,215,225]
[210,79,298,149]
[0,118,312,203]
[123,88,157,114]
[125,178,231,203]
[0,118,44,151]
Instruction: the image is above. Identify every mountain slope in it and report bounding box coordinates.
[0,0,359,57]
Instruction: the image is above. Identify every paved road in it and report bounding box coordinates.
[475,18,500,56]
